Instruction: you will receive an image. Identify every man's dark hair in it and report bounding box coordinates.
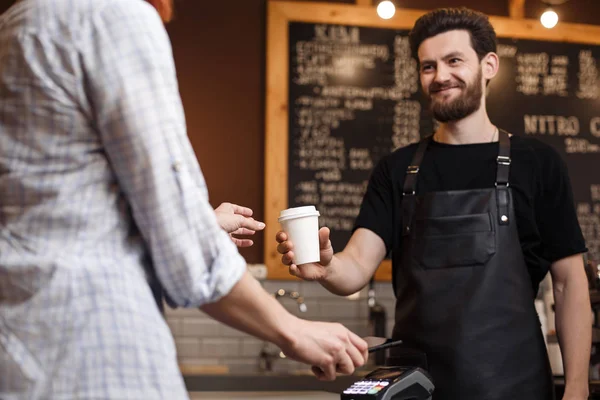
[409,8,497,61]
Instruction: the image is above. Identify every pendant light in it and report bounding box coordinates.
[376,1,396,20]
[540,0,569,29]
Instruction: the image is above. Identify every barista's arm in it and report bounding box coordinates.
[319,228,387,296]
[550,254,591,399]
[280,156,392,296]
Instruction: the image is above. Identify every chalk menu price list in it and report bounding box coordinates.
[288,22,431,252]
[490,38,600,263]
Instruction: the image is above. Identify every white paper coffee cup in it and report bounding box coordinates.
[278,206,320,265]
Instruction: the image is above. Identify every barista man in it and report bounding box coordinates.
[276,7,591,400]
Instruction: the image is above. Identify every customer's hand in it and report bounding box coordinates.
[276,227,333,280]
[214,202,265,247]
[279,317,368,381]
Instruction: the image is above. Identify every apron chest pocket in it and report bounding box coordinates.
[413,213,496,269]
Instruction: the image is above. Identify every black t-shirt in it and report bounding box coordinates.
[354,135,587,293]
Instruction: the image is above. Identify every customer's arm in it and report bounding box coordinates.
[201,271,369,380]
[81,1,245,306]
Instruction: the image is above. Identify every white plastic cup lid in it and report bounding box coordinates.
[278,205,320,222]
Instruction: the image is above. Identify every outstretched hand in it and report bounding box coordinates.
[214,202,265,247]
[275,227,333,280]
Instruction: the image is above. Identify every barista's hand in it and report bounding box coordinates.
[276,227,333,280]
[562,395,589,400]
[561,381,589,400]
[214,202,265,247]
[279,317,368,381]
[561,389,589,400]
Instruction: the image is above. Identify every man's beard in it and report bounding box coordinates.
[427,68,483,123]
[146,0,174,22]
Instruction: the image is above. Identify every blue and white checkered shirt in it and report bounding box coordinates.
[0,0,246,398]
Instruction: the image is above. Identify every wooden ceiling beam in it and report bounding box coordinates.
[509,0,526,19]
[356,0,372,6]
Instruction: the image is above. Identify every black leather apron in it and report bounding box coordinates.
[388,131,554,400]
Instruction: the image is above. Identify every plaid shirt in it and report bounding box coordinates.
[0,0,246,398]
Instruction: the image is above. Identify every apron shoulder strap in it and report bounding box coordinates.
[496,130,511,186]
[496,130,512,226]
[401,136,431,236]
[402,136,431,196]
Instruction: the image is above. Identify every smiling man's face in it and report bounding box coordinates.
[418,30,484,123]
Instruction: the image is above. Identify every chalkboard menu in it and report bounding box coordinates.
[287,22,600,262]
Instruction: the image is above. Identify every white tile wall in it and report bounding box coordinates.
[165,280,396,373]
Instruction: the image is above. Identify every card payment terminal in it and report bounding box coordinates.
[340,366,434,400]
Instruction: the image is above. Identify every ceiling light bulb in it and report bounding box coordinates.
[540,9,559,29]
[377,1,396,20]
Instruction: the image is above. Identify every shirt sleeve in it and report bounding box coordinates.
[353,155,394,253]
[78,0,246,307]
[534,144,588,263]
